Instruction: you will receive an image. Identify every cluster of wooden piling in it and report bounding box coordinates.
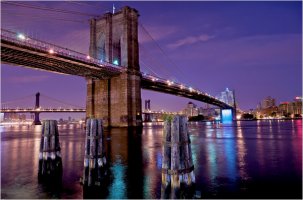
[37,116,194,197]
[161,115,195,199]
[38,120,62,179]
[81,118,107,187]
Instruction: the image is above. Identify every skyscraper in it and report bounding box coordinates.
[262,96,276,109]
[182,102,199,117]
[217,88,234,106]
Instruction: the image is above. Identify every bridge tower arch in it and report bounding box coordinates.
[86,6,142,127]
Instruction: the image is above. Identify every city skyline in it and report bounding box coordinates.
[1,1,302,115]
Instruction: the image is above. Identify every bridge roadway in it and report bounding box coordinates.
[0,108,175,115]
[0,108,86,113]
[1,29,232,109]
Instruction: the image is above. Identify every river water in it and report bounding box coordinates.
[1,120,302,199]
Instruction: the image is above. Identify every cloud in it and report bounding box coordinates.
[168,33,301,68]
[168,34,215,49]
[8,75,49,83]
[216,34,301,66]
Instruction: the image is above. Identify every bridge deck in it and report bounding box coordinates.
[0,108,86,113]
[1,29,124,79]
[141,77,232,109]
[1,29,233,109]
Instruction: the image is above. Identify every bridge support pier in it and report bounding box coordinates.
[143,113,152,122]
[86,6,142,128]
[220,108,234,124]
[33,112,41,125]
[86,71,142,127]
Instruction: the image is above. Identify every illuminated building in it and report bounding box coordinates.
[262,96,276,109]
[182,102,199,117]
[19,114,26,121]
[198,104,219,119]
[278,97,302,117]
[279,102,292,117]
[254,96,278,118]
[216,88,234,107]
[3,113,27,121]
[292,97,302,115]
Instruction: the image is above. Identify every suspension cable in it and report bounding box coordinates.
[2,2,99,18]
[40,93,84,108]
[139,23,186,81]
[1,11,88,24]
[1,93,35,104]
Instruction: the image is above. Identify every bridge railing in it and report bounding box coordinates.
[0,107,86,112]
[142,73,220,101]
[1,29,126,72]
[141,73,235,108]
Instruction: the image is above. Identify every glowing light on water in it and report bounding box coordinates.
[108,163,126,198]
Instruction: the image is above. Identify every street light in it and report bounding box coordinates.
[17,33,26,40]
[166,80,172,86]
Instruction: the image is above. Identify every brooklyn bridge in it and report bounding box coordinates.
[1,6,234,127]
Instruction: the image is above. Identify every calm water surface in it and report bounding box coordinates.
[1,120,302,199]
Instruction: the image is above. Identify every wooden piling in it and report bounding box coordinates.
[161,119,171,199]
[82,118,107,187]
[171,115,180,199]
[180,116,195,186]
[38,120,62,179]
[161,115,195,199]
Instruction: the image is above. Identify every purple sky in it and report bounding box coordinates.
[1,1,302,119]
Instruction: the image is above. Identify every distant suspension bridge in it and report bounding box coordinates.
[0,93,179,124]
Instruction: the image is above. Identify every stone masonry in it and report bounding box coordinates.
[86,6,142,127]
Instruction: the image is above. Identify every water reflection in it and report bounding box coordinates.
[1,120,302,199]
[84,127,146,199]
[141,126,163,199]
[236,128,248,180]
[224,130,237,182]
[205,139,218,181]
[200,125,238,195]
[34,125,42,133]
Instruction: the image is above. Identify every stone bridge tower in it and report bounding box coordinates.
[86,6,142,127]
